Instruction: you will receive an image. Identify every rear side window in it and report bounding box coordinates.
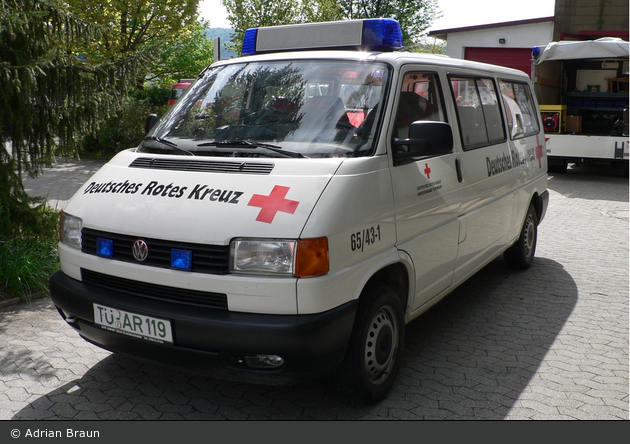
[498,80,540,139]
[450,76,506,150]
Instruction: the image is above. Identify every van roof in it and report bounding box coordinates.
[229,19,530,79]
[211,49,531,80]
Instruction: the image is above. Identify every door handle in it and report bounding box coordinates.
[455,157,463,183]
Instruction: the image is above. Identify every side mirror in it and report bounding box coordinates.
[145,113,159,135]
[394,121,453,163]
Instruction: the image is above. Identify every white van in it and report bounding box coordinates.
[50,19,549,402]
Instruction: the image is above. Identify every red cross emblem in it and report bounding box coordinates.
[535,135,544,168]
[424,163,431,179]
[248,185,299,223]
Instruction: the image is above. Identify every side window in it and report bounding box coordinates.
[498,80,541,139]
[450,76,506,150]
[395,72,446,139]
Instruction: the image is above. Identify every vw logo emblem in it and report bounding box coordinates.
[132,239,149,262]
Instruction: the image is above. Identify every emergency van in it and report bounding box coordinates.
[50,19,549,402]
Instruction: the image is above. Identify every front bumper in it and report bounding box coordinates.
[49,270,358,384]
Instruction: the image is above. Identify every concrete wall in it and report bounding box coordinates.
[443,21,554,59]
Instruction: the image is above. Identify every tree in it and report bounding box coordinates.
[222,0,303,53]
[153,20,215,85]
[0,0,149,236]
[65,0,200,57]
[337,0,440,48]
[65,0,203,91]
[222,0,441,53]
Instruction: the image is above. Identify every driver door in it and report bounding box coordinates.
[389,70,462,311]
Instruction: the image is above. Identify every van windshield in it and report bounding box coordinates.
[140,60,390,158]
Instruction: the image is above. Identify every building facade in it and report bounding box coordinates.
[428,0,629,77]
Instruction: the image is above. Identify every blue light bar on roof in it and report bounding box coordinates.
[242,19,403,56]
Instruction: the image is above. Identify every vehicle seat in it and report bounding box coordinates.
[396,92,426,139]
[298,96,347,130]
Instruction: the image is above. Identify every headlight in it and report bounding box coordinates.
[59,211,82,250]
[230,237,329,277]
[230,239,296,275]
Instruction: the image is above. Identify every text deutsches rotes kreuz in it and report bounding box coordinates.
[83,180,244,204]
[486,147,537,177]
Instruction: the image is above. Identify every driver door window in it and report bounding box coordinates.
[395,72,446,139]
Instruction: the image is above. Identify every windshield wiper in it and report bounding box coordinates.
[143,136,194,156]
[197,140,305,158]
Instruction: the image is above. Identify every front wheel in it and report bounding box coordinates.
[337,283,405,403]
[504,203,538,269]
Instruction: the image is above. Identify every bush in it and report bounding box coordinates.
[82,86,170,156]
[0,203,60,303]
[0,235,59,303]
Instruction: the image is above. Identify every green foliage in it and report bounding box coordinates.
[0,204,59,303]
[69,3,211,156]
[0,0,150,237]
[410,36,447,54]
[83,88,169,156]
[222,0,304,53]
[65,0,200,57]
[336,0,441,49]
[0,232,60,303]
[153,20,215,84]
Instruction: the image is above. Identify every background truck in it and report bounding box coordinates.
[532,38,629,173]
[168,79,194,106]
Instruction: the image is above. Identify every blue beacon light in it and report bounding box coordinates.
[96,238,114,258]
[171,249,193,271]
[242,28,258,56]
[242,18,403,56]
[362,18,404,51]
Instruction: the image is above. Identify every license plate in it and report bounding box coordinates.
[93,304,173,344]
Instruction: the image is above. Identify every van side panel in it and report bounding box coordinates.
[454,144,516,279]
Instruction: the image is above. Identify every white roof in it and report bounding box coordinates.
[532,38,629,64]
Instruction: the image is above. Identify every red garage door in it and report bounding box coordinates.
[465,47,533,77]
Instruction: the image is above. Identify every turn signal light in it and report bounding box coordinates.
[295,237,329,277]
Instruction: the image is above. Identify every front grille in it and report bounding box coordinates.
[129,157,275,175]
[81,269,228,310]
[82,228,229,275]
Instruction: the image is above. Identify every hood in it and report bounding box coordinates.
[64,150,343,244]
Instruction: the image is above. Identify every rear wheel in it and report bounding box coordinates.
[504,203,538,269]
[338,283,405,402]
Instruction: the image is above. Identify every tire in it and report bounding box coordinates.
[504,203,538,270]
[337,283,405,403]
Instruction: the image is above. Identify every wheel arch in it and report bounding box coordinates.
[529,188,549,225]
[359,261,410,318]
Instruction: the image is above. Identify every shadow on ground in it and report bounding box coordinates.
[13,256,577,420]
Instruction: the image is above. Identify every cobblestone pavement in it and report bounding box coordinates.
[1,161,627,420]
[20,157,107,211]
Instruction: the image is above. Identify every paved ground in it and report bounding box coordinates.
[20,157,107,211]
[0,160,627,420]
